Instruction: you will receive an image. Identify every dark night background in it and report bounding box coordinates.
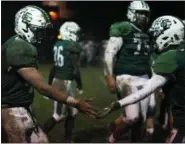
[2,1,185,42]
[1,1,185,62]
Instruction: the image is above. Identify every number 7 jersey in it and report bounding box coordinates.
[110,21,152,76]
[53,40,82,80]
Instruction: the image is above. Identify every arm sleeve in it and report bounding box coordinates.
[118,74,168,107]
[70,52,83,90]
[68,42,82,54]
[104,37,123,76]
[104,22,131,76]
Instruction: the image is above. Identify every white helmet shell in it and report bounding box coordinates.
[127,1,150,23]
[149,15,184,52]
[59,21,81,42]
[15,5,52,44]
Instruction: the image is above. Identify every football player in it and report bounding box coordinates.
[104,1,156,142]
[2,6,98,143]
[101,15,185,143]
[43,21,83,142]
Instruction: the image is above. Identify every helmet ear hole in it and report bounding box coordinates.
[162,36,168,40]
[163,43,168,48]
[174,34,180,40]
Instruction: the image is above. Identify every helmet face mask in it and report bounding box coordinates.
[15,5,53,44]
[149,16,185,52]
[135,10,150,29]
[127,1,150,30]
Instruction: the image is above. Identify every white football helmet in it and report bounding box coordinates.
[15,5,52,44]
[59,21,81,42]
[127,1,150,30]
[149,15,184,52]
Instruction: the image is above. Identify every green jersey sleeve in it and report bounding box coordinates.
[109,21,132,37]
[6,41,38,69]
[153,50,177,74]
[68,41,82,55]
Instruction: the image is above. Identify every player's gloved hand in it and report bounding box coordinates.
[66,97,99,119]
[98,101,121,118]
[105,75,117,93]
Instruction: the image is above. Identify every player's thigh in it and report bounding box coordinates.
[2,107,48,143]
[52,78,66,91]
[64,80,74,97]
[116,75,140,120]
[124,103,140,122]
[2,107,24,142]
[140,96,150,121]
[116,75,135,97]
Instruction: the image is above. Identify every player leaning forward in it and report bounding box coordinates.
[2,5,98,143]
[102,15,185,143]
[104,1,156,142]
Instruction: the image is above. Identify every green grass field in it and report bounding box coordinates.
[32,64,123,142]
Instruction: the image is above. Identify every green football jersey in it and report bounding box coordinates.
[53,40,82,80]
[2,35,38,107]
[153,43,185,119]
[110,21,152,76]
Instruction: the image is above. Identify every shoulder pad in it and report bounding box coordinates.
[68,41,82,54]
[153,50,177,74]
[6,39,37,67]
[110,21,132,37]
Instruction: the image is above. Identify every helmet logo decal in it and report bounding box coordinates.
[151,18,172,38]
[22,12,32,23]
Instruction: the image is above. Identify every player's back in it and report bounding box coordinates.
[2,35,38,107]
[53,40,76,80]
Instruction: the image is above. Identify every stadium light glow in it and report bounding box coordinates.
[49,11,58,20]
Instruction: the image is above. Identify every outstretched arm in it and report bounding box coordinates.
[98,74,168,118]
[118,74,168,107]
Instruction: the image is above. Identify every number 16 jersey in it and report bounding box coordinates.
[53,40,81,80]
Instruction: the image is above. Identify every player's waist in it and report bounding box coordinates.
[2,91,34,107]
[114,64,151,75]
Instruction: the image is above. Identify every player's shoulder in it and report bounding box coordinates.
[109,21,132,37]
[68,41,82,53]
[153,50,177,74]
[4,36,37,66]
[6,36,37,57]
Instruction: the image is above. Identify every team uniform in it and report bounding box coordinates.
[43,37,82,142]
[153,44,185,143]
[107,21,155,122]
[52,40,82,121]
[110,16,185,143]
[2,35,48,142]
